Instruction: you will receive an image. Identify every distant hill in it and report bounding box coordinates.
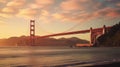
[0,36,89,46]
[94,22,120,47]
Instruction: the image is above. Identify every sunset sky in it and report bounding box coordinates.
[0,0,120,40]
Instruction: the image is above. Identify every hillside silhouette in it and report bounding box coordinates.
[0,36,89,46]
[95,22,120,47]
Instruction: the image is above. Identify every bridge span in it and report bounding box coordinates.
[30,20,112,46]
[39,26,111,38]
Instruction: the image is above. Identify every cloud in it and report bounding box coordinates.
[0,0,120,23]
[40,10,50,16]
[39,10,54,23]
[29,0,55,9]
[52,12,89,22]
[36,0,54,5]
[60,0,99,11]
[17,8,38,18]
[60,0,84,11]
[106,0,120,3]
[0,0,7,3]
[53,0,120,23]
[95,7,120,18]
[116,3,120,7]
[52,13,72,22]
[2,7,15,13]
[29,3,43,9]
[52,13,64,19]
[53,6,120,23]
[0,0,26,18]
[100,0,120,9]
[6,0,26,8]
[0,13,12,18]
[39,10,50,21]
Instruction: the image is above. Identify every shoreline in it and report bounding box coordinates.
[85,62,120,67]
[52,61,120,67]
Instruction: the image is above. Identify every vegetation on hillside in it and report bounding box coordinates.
[95,22,120,47]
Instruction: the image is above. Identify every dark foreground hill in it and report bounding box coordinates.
[0,36,89,46]
[94,22,120,47]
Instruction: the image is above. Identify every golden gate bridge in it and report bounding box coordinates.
[30,20,112,46]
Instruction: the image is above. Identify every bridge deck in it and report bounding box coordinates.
[39,26,111,38]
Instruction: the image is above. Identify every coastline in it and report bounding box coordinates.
[85,62,120,67]
[53,61,120,67]
[5,62,120,67]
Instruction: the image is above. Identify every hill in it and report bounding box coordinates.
[94,22,120,47]
[0,36,89,46]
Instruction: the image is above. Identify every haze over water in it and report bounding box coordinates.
[0,47,120,67]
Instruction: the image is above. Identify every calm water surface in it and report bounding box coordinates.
[0,47,120,67]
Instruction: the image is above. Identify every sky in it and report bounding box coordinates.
[0,0,120,41]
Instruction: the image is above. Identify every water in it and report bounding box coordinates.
[0,47,120,67]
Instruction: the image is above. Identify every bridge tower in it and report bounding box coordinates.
[30,20,35,46]
[90,27,93,45]
[103,25,107,34]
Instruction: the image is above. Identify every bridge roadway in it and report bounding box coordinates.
[39,26,111,38]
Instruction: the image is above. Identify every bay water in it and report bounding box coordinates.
[0,46,120,67]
